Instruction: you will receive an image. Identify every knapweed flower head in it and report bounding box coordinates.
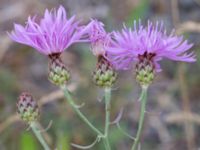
[107,21,195,86]
[89,20,117,87]
[107,20,195,71]
[17,92,39,124]
[9,5,89,55]
[89,19,111,57]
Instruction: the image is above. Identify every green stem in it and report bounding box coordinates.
[131,86,148,150]
[61,85,103,136]
[104,88,111,137]
[103,138,111,150]
[103,88,111,150]
[30,122,50,150]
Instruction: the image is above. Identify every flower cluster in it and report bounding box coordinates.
[10,5,196,150]
[9,6,195,87]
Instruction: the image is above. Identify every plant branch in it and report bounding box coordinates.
[61,85,103,136]
[30,122,50,150]
[131,86,148,150]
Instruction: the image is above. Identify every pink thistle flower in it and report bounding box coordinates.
[89,20,111,57]
[107,21,196,72]
[9,5,91,55]
[88,20,117,87]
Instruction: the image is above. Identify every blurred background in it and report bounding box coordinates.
[1,0,200,149]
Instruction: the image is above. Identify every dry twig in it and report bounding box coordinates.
[165,112,200,125]
[171,0,196,149]
[177,21,200,34]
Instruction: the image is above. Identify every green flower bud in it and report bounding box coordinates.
[93,56,117,88]
[48,54,70,86]
[135,53,155,87]
[17,92,39,124]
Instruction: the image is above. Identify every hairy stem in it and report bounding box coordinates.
[30,122,50,150]
[131,86,148,150]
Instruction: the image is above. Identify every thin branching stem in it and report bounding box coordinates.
[131,86,148,150]
[61,85,113,150]
[61,85,103,136]
[103,88,111,150]
[30,122,50,150]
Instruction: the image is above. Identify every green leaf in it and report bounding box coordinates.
[20,132,38,150]
[56,131,70,150]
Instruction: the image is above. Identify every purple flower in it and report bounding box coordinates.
[107,21,196,71]
[9,5,91,55]
[89,20,111,57]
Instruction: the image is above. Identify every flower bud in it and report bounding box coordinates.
[48,54,70,86]
[17,92,39,124]
[93,56,117,88]
[135,53,155,87]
